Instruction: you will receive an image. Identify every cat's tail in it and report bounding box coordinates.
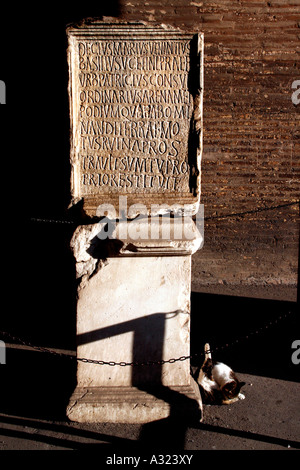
[204,343,212,359]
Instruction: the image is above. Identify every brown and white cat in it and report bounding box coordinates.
[195,343,246,405]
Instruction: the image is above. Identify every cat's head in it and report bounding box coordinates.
[221,379,246,400]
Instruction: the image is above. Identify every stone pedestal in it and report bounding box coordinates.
[67,218,203,423]
[66,19,204,424]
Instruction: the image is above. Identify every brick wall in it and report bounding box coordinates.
[6,2,297,301]
[119,0,299,299]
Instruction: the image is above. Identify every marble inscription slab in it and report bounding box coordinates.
[67,20,203,217]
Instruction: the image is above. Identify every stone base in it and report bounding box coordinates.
[67,380,202,424]
[67,220,203,424]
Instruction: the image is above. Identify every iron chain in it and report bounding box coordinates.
[16,202,300,366]
[0,310,294,367]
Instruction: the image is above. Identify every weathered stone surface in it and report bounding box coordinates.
[71,221,197,388]
[70,217,203,289]
[66,18,204,424]
[67,19,203,217]
[67,383,202,424]
[67,219,203,422]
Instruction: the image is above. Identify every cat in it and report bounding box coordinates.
[195,343,246,405]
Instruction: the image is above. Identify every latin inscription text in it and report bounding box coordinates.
[75,39,193,193]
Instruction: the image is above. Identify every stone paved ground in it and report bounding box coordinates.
[0,368,299,452]
[2,372,299,451]
[1,288,299,455]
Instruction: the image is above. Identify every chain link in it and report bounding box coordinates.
[0,310,294,367]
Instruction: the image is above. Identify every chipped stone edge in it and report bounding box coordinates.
[66,382,202,423]
[71,218,203,289]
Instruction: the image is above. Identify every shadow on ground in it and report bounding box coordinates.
[1,291,298,420]
[190,291,299,383]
